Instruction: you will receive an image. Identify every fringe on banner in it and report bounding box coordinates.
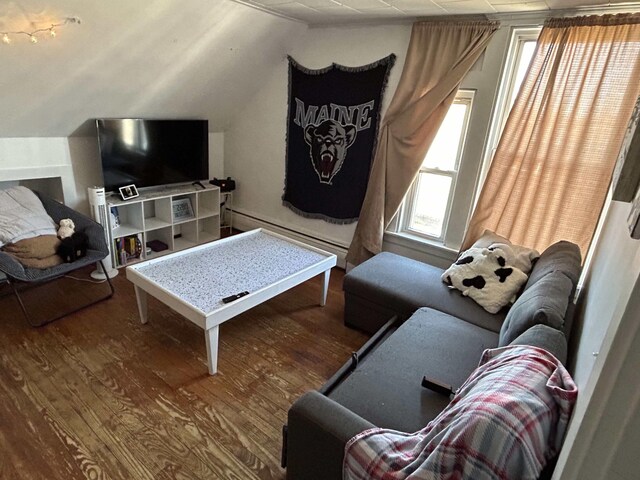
[282,201,360,225]
[286,54,396,75]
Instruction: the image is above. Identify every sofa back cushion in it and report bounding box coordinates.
[508,324,568,364]
[499,271,573,346]
[498,241,581,347]
[525,241,582,292]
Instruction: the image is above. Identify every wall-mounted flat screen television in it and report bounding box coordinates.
[97,119,209,192]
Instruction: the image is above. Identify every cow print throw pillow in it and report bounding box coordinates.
[471,230,540,274]
[441,246,529,314]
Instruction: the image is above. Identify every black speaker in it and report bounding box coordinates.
[209,177,236,192]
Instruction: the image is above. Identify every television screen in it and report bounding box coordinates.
[97,119,209,192]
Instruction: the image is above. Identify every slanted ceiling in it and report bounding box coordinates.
[0,0,306,137]
[3,0,637,138]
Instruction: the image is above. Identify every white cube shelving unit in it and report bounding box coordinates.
[106,185,221,268]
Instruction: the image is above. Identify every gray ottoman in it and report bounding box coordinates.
[343,252,506,334]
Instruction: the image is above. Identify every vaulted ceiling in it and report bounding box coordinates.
[0,0,637,138]
[0,0,306,137]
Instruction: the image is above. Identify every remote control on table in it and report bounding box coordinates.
[222,291,249,304]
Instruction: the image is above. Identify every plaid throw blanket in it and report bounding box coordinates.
[343,346,578,480]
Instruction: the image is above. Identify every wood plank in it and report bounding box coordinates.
[0,349,118,479]
[0,366,76,480]
[49,323,247,479]
[0,262,367,479]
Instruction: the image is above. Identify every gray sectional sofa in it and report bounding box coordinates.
[283,241,582,480]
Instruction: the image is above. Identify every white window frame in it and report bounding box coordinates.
[398,89,475,243]
[477,26,541,190]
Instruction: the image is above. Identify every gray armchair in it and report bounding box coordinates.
[0,191,114,326]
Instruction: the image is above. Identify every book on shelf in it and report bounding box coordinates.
[113,233,143,266]
[110,206,120,229]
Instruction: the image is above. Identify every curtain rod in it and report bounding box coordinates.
[309,4,640,29]
[486,4,640,22]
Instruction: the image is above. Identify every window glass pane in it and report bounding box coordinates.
[409,172,452,238]
[423,102,468,171]
[507,40,536,111]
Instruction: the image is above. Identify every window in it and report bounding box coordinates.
[392,27,540,253]
[398,90,474,242]
[479,27,540,186]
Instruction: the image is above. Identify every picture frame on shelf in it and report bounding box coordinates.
[119,184,139,201]
[172,198,194,221]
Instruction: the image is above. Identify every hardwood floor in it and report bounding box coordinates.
[0,266,367,479]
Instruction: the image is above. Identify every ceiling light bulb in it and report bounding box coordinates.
[30,35,38,44]
[2,34,10,44]
[50,28,56,38]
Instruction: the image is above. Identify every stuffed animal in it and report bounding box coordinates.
[57,218,75,239]
[56,231,88,263]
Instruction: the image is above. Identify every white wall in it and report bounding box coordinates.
[67,136,102,214]
[605,303,640,480]
[225,24,411,249]
[0,137,76,203]
[570,201,640,385]
[0,137,70,171]
[209,132,225,180]
[554,201,640,479]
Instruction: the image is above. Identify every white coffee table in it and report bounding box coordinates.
[126,229,337,375]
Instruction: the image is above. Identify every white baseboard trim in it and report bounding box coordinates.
[232,210,348,269]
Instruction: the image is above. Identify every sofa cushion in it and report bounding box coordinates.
[509,324,568,365]
[344,252,506,333]
[499,270,573,347]
[525,241,582,292]
[329,307,499,433]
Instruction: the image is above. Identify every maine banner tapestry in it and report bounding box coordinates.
[283,54,395,224]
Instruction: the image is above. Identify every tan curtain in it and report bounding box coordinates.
[346,20,500,266]
[462,13,640,259]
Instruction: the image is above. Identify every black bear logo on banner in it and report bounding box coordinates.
[304,120,357,184]
[283,54,395,224]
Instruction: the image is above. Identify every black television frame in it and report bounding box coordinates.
[96,118,209,194]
